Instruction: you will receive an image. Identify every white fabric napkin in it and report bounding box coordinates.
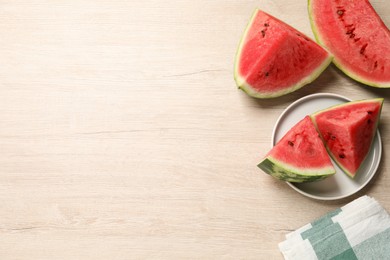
[279,196,390,259]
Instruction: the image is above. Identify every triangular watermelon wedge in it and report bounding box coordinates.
[258,116,336,182]
[308,0,390,88]
[234,9,332,98]
[311,98,384,178]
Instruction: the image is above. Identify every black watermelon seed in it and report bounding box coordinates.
[360,43,368,55]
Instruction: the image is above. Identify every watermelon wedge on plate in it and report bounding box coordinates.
[311,98,384,178]
[308,0,390,87]
[234,9,332,98]
[258,116,336,182]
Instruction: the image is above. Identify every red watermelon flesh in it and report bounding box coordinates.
[309,0,390,87]
[234,9,332,98]
[311,98,383,178]
[258,116,335,182]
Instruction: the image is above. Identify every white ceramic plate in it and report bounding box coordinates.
[272,93,382,200]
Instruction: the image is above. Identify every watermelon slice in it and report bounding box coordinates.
[308,0,390,88]
[234,9,332,98]
[311,98,383,178]
[258,116,336,182]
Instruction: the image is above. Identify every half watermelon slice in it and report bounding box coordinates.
[311,98,384,178]
[258,116,336,182]
[308,0,390,87]
[234,9,332,98]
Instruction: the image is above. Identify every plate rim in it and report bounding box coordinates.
[271,93,382,201]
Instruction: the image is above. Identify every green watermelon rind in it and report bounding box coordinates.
[258,156,336,183]
[310,98,384,178]
[308,0,390,88]
[234,9,333,99]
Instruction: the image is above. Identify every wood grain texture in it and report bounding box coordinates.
[0,0,389,259]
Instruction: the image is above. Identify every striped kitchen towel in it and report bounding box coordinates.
[279,196,390,260]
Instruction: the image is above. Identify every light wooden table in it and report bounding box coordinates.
[0,0,389,259]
